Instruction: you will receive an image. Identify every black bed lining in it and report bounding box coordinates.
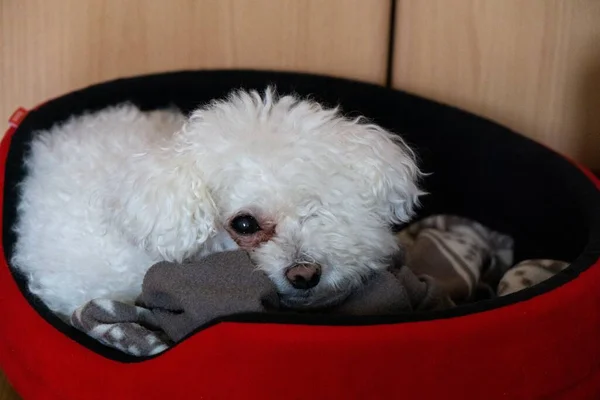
[3,69,600,363]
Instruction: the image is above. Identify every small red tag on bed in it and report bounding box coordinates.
[8,107,28,128]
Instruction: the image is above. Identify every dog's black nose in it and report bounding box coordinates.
[286,263,321,290]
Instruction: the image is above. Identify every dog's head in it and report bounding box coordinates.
[137,88,423,309]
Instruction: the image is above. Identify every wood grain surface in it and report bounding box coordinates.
[393,0,600,169]
[0,372,19,400]
[0,0,390,124]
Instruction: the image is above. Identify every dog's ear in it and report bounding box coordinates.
[351,122,424,225]
[106,147,217,262]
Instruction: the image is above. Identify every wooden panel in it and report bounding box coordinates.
[0,372,19,400]
[0,0,390,124]
[393,0,600,169]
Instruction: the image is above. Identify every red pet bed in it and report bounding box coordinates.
[1,70,599,400]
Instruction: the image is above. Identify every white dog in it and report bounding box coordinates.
[12,88,423,319]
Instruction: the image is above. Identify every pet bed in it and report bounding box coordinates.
[0,70,599,400]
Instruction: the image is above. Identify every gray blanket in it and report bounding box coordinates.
[71,215,568,357]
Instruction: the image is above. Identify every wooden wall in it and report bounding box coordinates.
[0,0,390,118]
[393,0,600,170]
[1,0,599,168]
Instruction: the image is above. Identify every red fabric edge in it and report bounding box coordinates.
[1,116,599,400]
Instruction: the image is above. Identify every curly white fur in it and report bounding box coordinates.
[12,88,423,318]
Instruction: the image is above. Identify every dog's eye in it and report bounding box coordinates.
[230,215,261,235]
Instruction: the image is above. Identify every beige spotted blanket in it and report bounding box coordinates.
[397,215,568,302]
[71,215,568,357]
